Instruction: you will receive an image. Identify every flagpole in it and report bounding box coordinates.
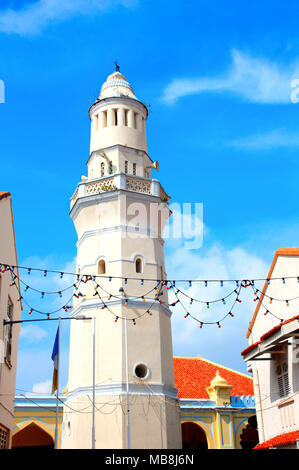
[54,316,61,449]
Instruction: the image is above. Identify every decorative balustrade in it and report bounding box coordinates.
[85,177,116,195]
[125,176,151,194]
[70,174,170,209]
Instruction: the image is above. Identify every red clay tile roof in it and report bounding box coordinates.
[242,315,299,356]
[173,356,254,399]
[0,191,10,201]
[241,341,262,356]
[254,430,299,449]
[247,248,299,338]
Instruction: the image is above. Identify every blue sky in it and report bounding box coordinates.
[1,0,299,393]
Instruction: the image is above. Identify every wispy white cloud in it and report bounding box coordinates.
[0,0,136,35]
[20,324,47,343]
[32,379,52,393]
[162,49,299,105]
[227,129,299,150]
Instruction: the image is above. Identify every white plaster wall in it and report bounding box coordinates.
[249,254,299,443]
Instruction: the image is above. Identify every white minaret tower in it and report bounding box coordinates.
[62,69,182,449]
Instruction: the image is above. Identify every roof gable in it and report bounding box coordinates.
[247,248,299,338]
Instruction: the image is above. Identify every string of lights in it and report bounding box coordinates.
[9,267,250,309]
[4,261,299,326]
[8,269,80,318]
[248,284,286,323]
[170,282,243,328]
[90,278,164,324]
[4,261,299,284]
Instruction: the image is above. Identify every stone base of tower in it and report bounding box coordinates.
[62,393,182,449]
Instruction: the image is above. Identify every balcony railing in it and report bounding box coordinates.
[70,173,170,209]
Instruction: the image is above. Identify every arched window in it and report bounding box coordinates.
[98,259,106,275]
[135,258,142,274]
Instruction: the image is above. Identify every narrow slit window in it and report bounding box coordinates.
[94,114,99,130]
[134,112,138,129]
[135,258,143,273]
[101,162,105,177]
[102,110,107,128]
[133,163,136,176]
[98,260,106,275]
[109,161,113,174]
[125,160,128,174]
[124,109,129,126]
[113,109,118,126]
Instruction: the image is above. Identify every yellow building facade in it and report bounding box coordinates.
[12,358,257,449]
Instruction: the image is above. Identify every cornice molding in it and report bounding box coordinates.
[70,298,172,318]
[65,382,178,401]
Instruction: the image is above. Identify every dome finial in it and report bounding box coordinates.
[114,60,120,72]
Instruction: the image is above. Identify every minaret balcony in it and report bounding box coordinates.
[70,173,170,209]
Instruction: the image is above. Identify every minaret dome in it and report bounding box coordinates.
[88,70,148,156]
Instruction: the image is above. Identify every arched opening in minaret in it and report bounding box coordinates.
[135,257,143,273]
[181,422,208,450]
[98,259,106,275]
